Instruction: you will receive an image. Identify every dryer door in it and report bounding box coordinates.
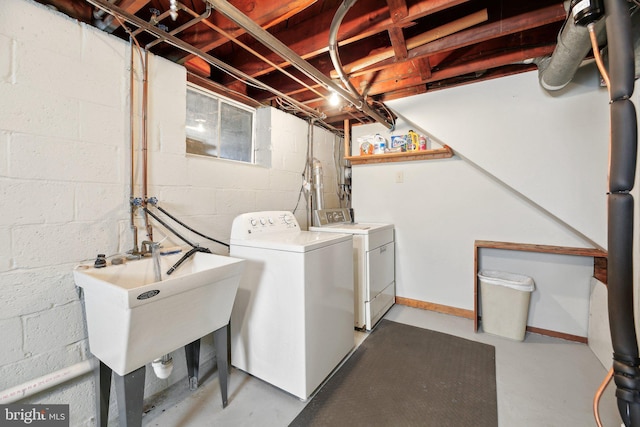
[366,242,395,301]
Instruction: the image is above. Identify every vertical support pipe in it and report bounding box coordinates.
[306,119,314,228]
[129,39,139,254]
[142,49,153,241]
[603,0,639,425]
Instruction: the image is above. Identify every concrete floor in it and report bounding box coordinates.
[138,305,621,427]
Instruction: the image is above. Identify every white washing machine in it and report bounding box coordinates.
[229,211,354,400]
[311,208,395,330]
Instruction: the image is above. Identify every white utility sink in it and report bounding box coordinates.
[73,252,245,376]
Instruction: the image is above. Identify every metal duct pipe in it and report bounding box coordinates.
[312,158,324,211]
[306,119,315,228]
[206,0,393,129]
[535,2,606,91]
[93,0,122,32]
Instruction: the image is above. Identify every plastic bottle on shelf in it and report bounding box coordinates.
[408,130,419,151]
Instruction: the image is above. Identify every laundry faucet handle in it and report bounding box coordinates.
[141,240,155,255]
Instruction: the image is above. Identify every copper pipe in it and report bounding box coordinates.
[593,367,613,427]
[588,22,611,93]
[142,48,152,241]
[115,12,145,253]
[129,38,139,253]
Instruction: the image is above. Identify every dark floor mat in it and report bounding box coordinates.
[289,319,497,427]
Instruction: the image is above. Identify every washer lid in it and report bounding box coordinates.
[230,230,352,252]
[310,222,393,235]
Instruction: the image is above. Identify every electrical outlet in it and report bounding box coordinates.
[395,171,404,183]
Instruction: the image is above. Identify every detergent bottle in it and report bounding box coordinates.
[408,130,419,151]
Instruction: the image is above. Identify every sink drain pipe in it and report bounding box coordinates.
[602,0,639,424]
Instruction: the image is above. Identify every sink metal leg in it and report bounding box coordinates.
[185,339,201,390]
[213,324,230,408]
[114,365,146,427]
[96,361,112,427]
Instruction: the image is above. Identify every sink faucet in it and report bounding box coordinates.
[141,241,154,256]
[150,242,162,282]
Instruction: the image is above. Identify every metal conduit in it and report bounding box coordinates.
[328,0,366,108]
[206,0,393,129]
[85,0,325,121]
[535,2,606,91]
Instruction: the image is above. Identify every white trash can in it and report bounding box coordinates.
[478,270,535,341]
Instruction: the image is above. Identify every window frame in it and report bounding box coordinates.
[185,83,257,164]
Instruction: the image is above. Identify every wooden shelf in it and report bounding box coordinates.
[475,240,607,258]
[346,145,453,165]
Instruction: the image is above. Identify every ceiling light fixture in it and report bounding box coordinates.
[329,90,340,106]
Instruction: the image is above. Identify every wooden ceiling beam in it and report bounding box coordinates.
[352,4,566,78]
[387,0,408,22]
[387,27,408,61]
[99,0,150,33]
[117,0,149,13]
[333,8,488,78]
[401,0,471,24]
[215,0,471,79]
[211,0,390,78]
[173,0,317,63]
[35,0,94,23]
[355,44,556,98]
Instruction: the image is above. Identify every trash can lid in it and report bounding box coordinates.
[478,270,535,292]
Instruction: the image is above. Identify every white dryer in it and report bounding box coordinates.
[311,208,395,330]
[229,211,354,400]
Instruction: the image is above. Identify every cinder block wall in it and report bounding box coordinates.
[0,1,340,425]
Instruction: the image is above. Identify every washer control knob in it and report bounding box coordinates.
[268,217,274,225]
[283,214,292,224]
[250,219,257,226]
[260,218,266,225]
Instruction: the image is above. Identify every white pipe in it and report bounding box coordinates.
[0,358,98,404]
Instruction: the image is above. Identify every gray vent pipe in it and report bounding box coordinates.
[535,2,606,91]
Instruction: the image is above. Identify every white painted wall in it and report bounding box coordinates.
[0,1,340,424]
[352,68,612,337]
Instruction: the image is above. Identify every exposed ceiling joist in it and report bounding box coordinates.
[35,0,568,129]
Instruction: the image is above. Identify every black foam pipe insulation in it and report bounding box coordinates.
[610,100,638,192]
[604,0,639,425]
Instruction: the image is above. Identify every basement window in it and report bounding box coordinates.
[186,84,255,163]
